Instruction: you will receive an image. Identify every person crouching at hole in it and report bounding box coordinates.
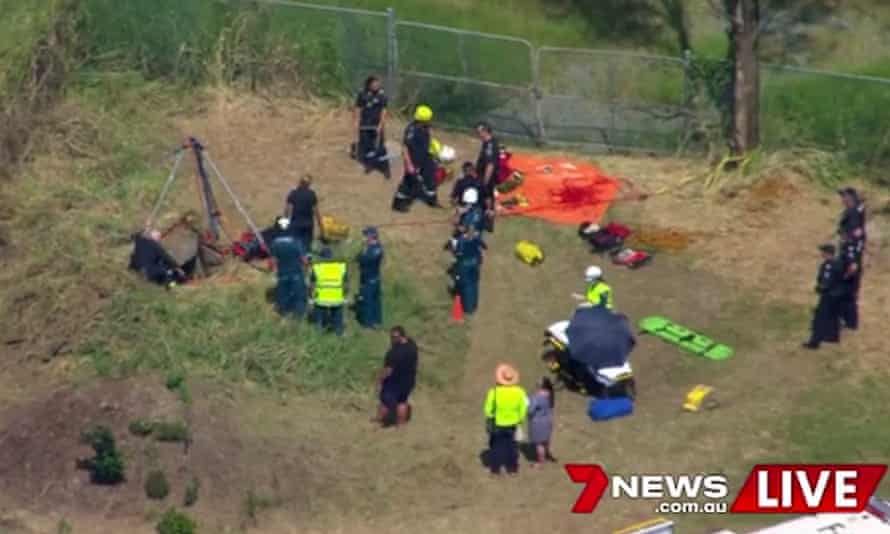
[268,217,309,319]
[484,364,528,477]
[128,229,187,289]
[448,222,486,316]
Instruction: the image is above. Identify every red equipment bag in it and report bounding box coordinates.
[435,166,448,186]
[611,248,652,269]
[604,222,632,239]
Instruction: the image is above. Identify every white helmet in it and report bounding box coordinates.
[584,265,602,282]
[439,145,456,163]
[462,187,479,205]
[276,216,290,231]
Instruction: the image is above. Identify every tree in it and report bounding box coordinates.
[724,0,761,156]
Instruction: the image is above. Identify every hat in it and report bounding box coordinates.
[495,363,519,386]
[819,243,836,254]
[362,226,378,238]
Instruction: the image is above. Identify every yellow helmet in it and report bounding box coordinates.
[414,105,433,122]
[429,138,442,157]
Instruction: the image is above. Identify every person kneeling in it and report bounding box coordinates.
[128,229,187,288]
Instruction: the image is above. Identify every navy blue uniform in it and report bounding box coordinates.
[453,233,487,315]
[356,242,384,328]
[355,88,389,175]
[476,136,500,232]
[459,204,485,234]
[839,240,863,330]
[393,121,437,210]
[806,258,843,347]
[269,234,308,318]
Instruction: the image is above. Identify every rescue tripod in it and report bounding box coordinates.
[145,137,267,278]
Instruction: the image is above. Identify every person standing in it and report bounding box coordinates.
[483,364,528,477]
[837,187,866,245]
[475,122,500,233]
[285,175,323,253]
[353,75,390,178]
[451,223,487,315]
[456,188,485,234]
[268,217,308,318]
[527,376,557,467]
[839,232,862,331]
[355,226,384,329]
[393,105,439,211]
[374,326,418,427]
[803,244,844,350]
[310,247,348,336]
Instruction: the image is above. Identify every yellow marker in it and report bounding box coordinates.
[683,384,714,412]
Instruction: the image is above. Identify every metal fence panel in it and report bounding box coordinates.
[536,47,689,152]
[394,21,539,139]
[252,0,389,93]
[760,64,890,165]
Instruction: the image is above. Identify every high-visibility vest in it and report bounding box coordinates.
[483,385,529,428]
[586,281,613,309]
[312,261,346,306]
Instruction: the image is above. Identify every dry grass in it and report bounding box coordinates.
[1,93,889,534]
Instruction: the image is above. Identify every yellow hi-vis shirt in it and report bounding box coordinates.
[312,261,347,306]
[586,280,613,309]
[484,385,528,427]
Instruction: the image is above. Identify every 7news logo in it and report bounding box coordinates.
[566,464,888,515]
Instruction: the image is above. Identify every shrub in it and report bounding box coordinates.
[165,370,185,391]
[156,508,197,534]
[153,421,190,443]
[129,418,154,437]
[78,425,125,484]
[183,477,200,507]
[145,469,170,500]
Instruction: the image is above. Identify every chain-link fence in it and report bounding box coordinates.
[170,0,890,162]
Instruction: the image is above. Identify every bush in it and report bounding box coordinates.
[145,469,170,500]
[165,370,185,391]
[183,477,200,507]
[153,421,190,443]
[78,425,125,484]
[156,508,197,534]
[129,418,154,437]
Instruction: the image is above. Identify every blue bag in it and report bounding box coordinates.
[588,397,634,421]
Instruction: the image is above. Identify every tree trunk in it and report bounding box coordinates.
[726,0,761,155]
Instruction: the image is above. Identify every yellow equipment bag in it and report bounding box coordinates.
[320,215,350,242]
[515,240,544,266]
[683,384,715,412]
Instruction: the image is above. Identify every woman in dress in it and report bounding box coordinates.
[527,376,557,467]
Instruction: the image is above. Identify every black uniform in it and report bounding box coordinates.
[838,204,865,243]
[476,136,499,232]
[354,88,389,176]
[393,121,437,211]
[839,239,863,330]
[128,234,186,286]
[806,257,844,348]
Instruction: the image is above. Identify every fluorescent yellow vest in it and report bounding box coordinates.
[484,385,529,427]
[586,281,613,309]
[312,261,346,306]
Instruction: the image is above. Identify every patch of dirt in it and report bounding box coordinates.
[627,227,707,253]
[0,377,314,530]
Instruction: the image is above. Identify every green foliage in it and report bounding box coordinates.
[183,477,200,507]
[129,419,154,437]
[156,508,197,534]
[78,425,125,484]
[243,490,276,523]
[153,421,190,443]
[145,469,171,500]
[165,370,185,391]
[56,518,73,534]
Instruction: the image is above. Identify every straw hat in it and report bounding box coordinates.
[495,363,520,386]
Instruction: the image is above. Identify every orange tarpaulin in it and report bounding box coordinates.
[499,154,620,225]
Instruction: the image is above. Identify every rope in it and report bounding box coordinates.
[146,150,185,229]
[204,152,268,251]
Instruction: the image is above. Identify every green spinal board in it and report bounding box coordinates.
[638,316,734,361]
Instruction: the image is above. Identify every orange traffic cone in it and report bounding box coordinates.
[451,294,464,323]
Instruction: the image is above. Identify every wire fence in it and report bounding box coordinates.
[141,0,890,162]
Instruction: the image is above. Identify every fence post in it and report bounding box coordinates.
[385,7,398,102]
[531,46,546,145]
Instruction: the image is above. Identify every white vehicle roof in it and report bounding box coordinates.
[721,511,890,534]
